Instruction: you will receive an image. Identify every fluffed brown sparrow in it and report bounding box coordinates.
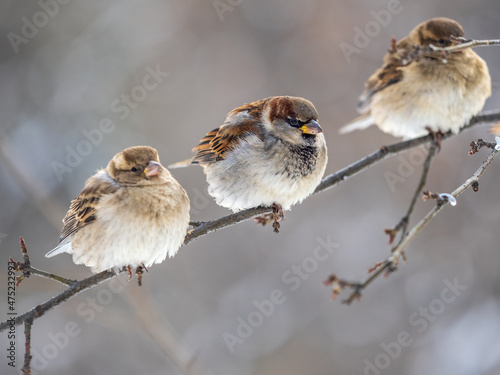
[46,146,190,279]
[340,17,491,139]
[170,96,328,232]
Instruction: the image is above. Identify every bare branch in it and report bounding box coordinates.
[388,38,500,68]
[19,266,76,287]
[469,138,499,155]
[21,317,33,375]
[328,145,499,304]
[184,206,269,245]
[11,238,76,287]
[390,146,499,266]
[429,37,500,53]
[385,143,438,246]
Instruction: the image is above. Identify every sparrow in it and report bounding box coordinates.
[170,96,328,233]
[46,146,190,281]
[340,17,491,139]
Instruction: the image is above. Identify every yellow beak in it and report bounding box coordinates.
[300,120,323,135]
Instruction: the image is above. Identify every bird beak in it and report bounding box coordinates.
[144,161,162,178]
[300,120,323,135]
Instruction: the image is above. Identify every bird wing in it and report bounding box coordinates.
[357,35,413,114]
[170,99,267,166]
[341,60,403,134]
[357,63,404,114]
[55,172,118,249]
[191,108,264,165]
[168,122,261,168]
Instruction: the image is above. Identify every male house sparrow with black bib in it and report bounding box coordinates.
[340,17,491,139]
[46,146,190,280]
[171,96,327,233]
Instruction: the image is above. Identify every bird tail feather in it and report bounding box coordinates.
[168,158,193,169]
[45,241,71,258]
[339,114,374,134]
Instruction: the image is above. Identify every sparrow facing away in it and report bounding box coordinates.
[170,96,328,232]
[340,17,491,139]
[46,146,190,277]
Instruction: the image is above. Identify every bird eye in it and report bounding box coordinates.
[130,165,145,174]
[438,38,446,44]
[288,117,300,127]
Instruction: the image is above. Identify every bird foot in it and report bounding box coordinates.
[425,127,443,151]
[253,203,285,233]
[254,213,273,226]
[271,203,285,234]
[125,264,148,286]
[135,264,148,287]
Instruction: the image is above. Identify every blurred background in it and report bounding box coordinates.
[1,0,500,374]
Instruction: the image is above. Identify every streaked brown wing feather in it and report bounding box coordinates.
[59,175,118,243]
[191,120,263,164]
[358,64,404,113]
[357,37,411,113]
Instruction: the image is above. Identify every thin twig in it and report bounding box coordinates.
[389,38,500,68]
[402,143,438,234]
[385,144,438,246]
[188,221,204,228]
[21,267,76,287]
[342,261,394,305]
[469,138,498,155]
[335,146,499,304]
[184,206,269,244]
[390,147,499,266]
[429,38,500,53]
[21,317,33,375]
[2,110,500,331]
[10,238,76,287]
